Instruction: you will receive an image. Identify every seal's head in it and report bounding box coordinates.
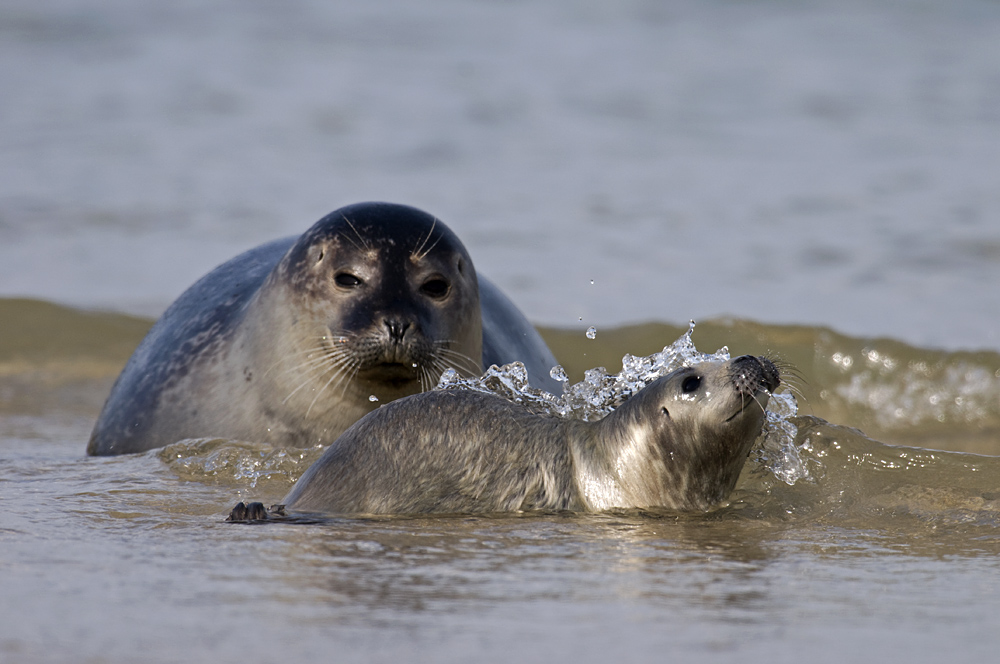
[584,355,780,511]
[259,202,483,415]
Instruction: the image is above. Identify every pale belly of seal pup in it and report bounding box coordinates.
[273,355,779,515]
[88,202,559,456]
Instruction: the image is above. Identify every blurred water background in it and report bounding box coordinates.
[3,1,1000,662]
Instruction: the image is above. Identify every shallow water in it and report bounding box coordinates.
[5,302,1000,662]
[3,0,1000,662]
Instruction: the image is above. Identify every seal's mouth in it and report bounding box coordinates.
[724,393,767,423]
[724,406,747,423]
[360,362,421,384]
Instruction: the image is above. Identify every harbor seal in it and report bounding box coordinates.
[244,354,779,516]
[88,202,559,456]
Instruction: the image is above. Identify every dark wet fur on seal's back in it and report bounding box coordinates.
[265,355,780,517]
[89,202,560,456]
[89,238,288,455]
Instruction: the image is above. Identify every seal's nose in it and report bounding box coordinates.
[384,319,410,344]
[758,357,781,392]
[730,355,781,395]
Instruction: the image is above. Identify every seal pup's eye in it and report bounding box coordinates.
[334,273,363,288]
[420,278,450,299]
[681,375,701,393]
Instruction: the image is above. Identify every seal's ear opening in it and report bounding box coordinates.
[661,406,671,420]
[307,244,326,267]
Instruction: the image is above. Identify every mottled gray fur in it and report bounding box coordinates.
[282,356,779,514]
[89,202,559,456]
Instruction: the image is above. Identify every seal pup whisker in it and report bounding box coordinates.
[768,357,808,407]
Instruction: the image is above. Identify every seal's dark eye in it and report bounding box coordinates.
[334,273,362,288]
[421,278,450,299]
[681,375,701,394]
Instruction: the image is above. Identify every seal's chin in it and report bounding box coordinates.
[723,391,768,423]
[358,362,421,387]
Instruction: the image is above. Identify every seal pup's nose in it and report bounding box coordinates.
[730,355,781,395]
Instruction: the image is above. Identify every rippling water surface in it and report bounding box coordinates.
[4,301,1000,662]
[3,0,1000,662]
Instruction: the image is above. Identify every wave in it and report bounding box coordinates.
[540,320,1000,455]
[4,298,1000,454]
[152,420,1000,540]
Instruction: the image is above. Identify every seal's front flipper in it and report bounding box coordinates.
[226,501,274,522]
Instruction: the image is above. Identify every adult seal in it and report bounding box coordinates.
[88,202,560,456]
[250,355,779,516]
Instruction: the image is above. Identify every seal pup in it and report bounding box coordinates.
[89,202,559,456]
[258,355,779,516]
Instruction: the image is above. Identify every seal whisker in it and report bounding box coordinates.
[277,344,355,382]
[431,356,464,383]
[305,358,360,416]
[434,347,483,377]
[433,339,483,368]
[411,216,438,261]
[278,339,360,405]
[262,338,350,378]
[280,350,343,376]
[336,363,363,399]
[340,215,372,252]
[420,365,437,392]
[429,359,455,387]
[763,355,808,408]
[282,353,355,406]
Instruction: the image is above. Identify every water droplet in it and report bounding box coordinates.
[586,326,597,340]
[549,365,569,382]
[590,279,594,285]
[368,395,379,402]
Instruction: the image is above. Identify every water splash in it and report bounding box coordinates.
[438,322,807,484]
[549,365,569,384]
[157,438,324,490]
[750,391,806,484]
